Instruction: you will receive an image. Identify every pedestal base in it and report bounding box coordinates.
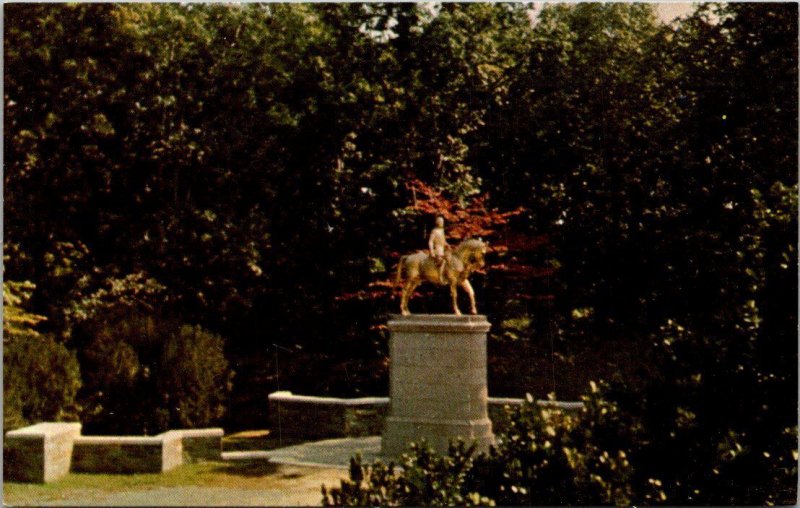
[381,315,495,457]
[382,416,494,456]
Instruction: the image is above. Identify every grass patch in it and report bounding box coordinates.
[4,461,223,505]
[5,461,262,494]
[223,429,307,452]
[4,460,347,505]
[5,430,344,506]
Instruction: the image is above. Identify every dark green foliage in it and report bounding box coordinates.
[76,313,232,435]
[611,318,799,505]
[3,280,81,432]
[3,3,796,501]
[3,336,82,433]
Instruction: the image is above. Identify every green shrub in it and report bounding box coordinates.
[469,393,632,506]
[3,334,82,433]
[160,324,232,428]
[76,313,233,435]
[4,280,81,432]
[321,396,624,506]
[322,441,494,507]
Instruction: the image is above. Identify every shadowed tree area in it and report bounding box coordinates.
[3,3,797,504]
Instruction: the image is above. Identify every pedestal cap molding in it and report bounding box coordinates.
[387,314,491,333]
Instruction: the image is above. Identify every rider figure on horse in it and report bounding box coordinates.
[428,215,449,284]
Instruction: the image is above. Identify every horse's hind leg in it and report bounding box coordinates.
[450,283,462,316]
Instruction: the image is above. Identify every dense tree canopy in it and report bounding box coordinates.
[3,3,797,503]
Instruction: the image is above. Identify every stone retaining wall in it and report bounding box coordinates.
[268,392,390,439]
[268,391,583,439]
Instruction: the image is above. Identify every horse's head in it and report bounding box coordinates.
[456,238,488,271]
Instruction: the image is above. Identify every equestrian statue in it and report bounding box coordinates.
[395,216,488,316]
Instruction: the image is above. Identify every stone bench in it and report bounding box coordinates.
[4,422,82,483]
[268,391,584,439]
[177,428,223,462]
[5,425,225,481]
[71,432,183,474]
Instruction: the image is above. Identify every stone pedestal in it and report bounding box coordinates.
[381,314,494,457]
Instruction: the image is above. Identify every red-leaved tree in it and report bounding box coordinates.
[338,178,554,304]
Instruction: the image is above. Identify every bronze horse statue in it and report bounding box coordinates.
[395,238,488,316]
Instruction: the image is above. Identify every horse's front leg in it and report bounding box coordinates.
[461,279,477,315]
[400,281,411,315]
[450,283,462,315]
[401,279,419,316]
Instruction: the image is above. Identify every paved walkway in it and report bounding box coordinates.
[4,437,382,507]
[224,436,383,469]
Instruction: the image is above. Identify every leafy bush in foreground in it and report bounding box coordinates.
[321,397,627,506]
[322,441,493,507]
[322,372,796,506]
[470,394,633,506]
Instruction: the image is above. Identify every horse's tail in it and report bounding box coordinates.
[395,255,407,286]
